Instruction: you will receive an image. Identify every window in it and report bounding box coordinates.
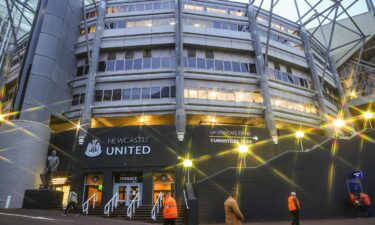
[224,61,232,71]
[205,50,214,59]
[213,21,221,29]
[153,2,162,10]
[187,49,196,58]
[232,62,241,72]
[151,87,161,98]
[170,86,176,97]
[143,50,152,58]
[125,59,133,70]
[286,65,292,74]
[106,61,115,71]
[133,59,142,69]
[161,87,170,98]
[143,58,151,69]
[241,63,249,73]
[132,88,141,100]
[123,88,131,100]
[112,89,122,101]
[115,60,124,71]
[145,3,153,10]
[274,62,280,71]
[161,57,171,68]
[117,21,126,28]
[197,58,205,69]
[76,66,84,76]
[95,90,103,101]
[72,94,80,106]
[98,61,106,72]
[103,90,112,101]
[188,57,196,68]
[206,59,214,69]
[142,88,150,99]
[249,64,257,73]
[79,94,85,104]
[215,60,223,70]
[152,58,161,69]
[125,51,134,59]
[84,65,90,74]
[108,52,116,60]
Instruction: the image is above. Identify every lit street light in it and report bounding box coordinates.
[183,159,193,183]
[363,112,373,128]
[295,131,305,151]
[333,119,345,128]
[238,144,249,167]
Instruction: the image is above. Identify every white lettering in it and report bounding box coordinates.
[106,147,114,155]
[135,146,142,155]
[142,146,151,154]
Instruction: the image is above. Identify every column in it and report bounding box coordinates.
[80,0,106,135]
[175,0,186,141]
[247,3,278,144]
[300,26,332,137]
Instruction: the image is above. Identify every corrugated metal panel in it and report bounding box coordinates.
[309,12,375,67]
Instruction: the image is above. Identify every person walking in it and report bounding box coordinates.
[64,189,79,216]
[163,193,178,225]
[224,191,244,225]
[360,192,373,217]
[288,192,301,225]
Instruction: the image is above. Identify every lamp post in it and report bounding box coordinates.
[183,159,192,184]
[295,131,305,152]
[333,119,345,138]
[363,112,373,129]
[238,144,249,167]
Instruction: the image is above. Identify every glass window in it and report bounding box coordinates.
[227,90,235,101]
[128,5,136,12]
[84,65,90,74]
[145,3,153,10]
[136,4,144,11]
[183,57,188,67]
[161,57,171,68]
[142,88,150,99]
[151,87,161,98]
[282,72,289,83]
[229,24,238,31]
[221,23,229,30]
[232,62,241,72]
[161,2,170,9]
[152,58,161,69]
[205,50,214,59]
[241,63,249,72]
[115,60,124,71]
[103,90,112,101]
[117,21,126,28]
[79,94,85,104]
[187,49,196,58]
[170,86,176,97]
[215,60,223,70]
[217,89,227,101]
[293,76,300,86]
[143,50,152,58]
[132,88,141,100]
[224,61,232,71]
[125,59,133,70]
[76,66,84,76]
[98,61,106,72]
[108,52,116,60]
[95,90,103,102]
[133,59,142,70]
[72,94,80,106]
[123,88,131,100]
[120,5,128,12]
[206,59,214,69]
[143,58,151,69]
[161,87,170,98]
[153,2,162,10]
[208,89,217,100]
[249,64,257,73]
[213,21,221,29]
[275,70,283,80]
[188,57,196,68]
[274,62,280,70]
[106,61,115,71]
[198,88,207,99]
[197,58,206,69]
[189,89,198,99]
[170,56,176,68]
[286,65,292,74]
[112,89,122,101]
[125,51,134,59]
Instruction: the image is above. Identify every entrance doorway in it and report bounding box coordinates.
[113,183,142,206]
[83,174,103,206]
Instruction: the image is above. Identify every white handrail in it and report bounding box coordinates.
[104,193,119,216]
[127,193,140,219]
[151,192,163,221]
[183,189,189,209]
[82,193,98,215]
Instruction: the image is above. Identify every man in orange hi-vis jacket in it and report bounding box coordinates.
[163,193,178,225]
[288,192,301,225]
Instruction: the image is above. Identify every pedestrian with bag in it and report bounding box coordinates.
[288,192,301,225]
[64,189,79,217]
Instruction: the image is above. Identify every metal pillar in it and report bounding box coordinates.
[175,0,186,142]
[300,27,331,137]
[79,0,106,136]
[247,2,278,144]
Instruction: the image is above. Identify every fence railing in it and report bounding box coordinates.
[151,192,163,221]
[127,193,140,219]
[104,193,119,216]
[82,193,97,215]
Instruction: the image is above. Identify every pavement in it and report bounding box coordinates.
[0,209,374,225]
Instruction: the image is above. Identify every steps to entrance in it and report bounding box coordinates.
[74,205,188,224]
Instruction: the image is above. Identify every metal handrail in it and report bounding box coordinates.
[82,193,97,215]
[127,193,140,219]
[151,192,163,221]
[183,189,189,209]
[104,193,119,216]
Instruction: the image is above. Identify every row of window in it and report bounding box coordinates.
[80,26,96,35]
[258,29,302,49]
[271,96,317,114]
[184,3,246,17]
[184,88,263,103]
[310,40,327,59]
[256,15,300,37]
[183,18,250,32]
[183,57,256,73]
[85,10,98,20]
[104,17,175,30]
[313,54,333,72]
[107,1,174,14]
[271,69,310,89]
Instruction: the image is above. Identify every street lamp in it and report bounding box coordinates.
[363,112,373,129]
[183,159,193,183]
[295,131,304,151]
[333,119,345,128]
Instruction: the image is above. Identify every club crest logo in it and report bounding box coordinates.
[85,139,102,157]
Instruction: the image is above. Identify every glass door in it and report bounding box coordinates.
[113,183,142,206]
[128,184,142,206]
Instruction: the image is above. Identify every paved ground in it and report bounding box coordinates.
[0,209,374,225]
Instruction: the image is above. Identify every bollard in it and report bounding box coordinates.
[5,195,11,208]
